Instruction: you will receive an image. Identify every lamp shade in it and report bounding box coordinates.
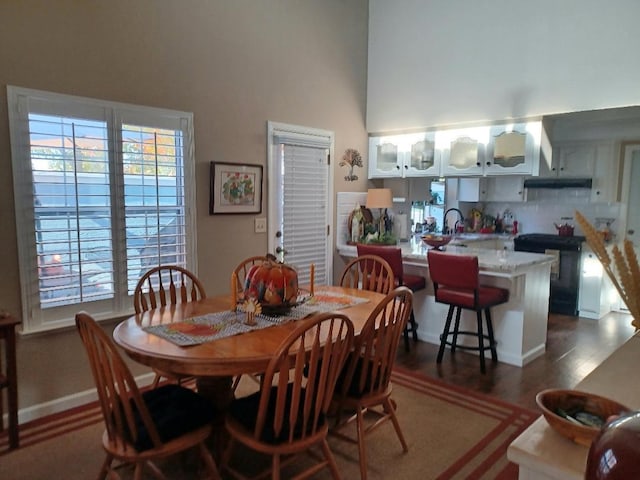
[365,188,393,209]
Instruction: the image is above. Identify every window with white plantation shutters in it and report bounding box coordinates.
[7,86,196,333]
[29,113,114,309]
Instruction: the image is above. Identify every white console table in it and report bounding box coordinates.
[507,333,640,479]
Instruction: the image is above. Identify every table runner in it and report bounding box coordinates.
[142,290,370,346]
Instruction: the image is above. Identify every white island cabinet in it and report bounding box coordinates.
[337,239,554,367]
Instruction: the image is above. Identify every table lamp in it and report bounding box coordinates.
[366,188,393,235]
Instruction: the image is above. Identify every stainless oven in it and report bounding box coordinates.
[513,234,585,315]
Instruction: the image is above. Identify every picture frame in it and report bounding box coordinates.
[210,162,263,214]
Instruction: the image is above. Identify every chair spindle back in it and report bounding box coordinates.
[75,312,163,449]
[133,265,206,314]
[339,255,395,295]
[254,313,354,443]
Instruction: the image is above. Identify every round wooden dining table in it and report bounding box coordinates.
[113,285,385,409]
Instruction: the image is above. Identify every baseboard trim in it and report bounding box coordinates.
[13,372,156,425]
[416,332,544,368]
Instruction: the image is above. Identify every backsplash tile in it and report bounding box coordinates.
[484,189,621,237]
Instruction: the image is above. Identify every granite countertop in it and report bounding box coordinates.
[337,234,554,275]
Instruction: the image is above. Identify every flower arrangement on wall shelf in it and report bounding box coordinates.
[339,148,363,182]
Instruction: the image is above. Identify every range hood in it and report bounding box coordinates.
[523,178,592,189]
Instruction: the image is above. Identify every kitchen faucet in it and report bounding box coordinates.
[443,208,465,235]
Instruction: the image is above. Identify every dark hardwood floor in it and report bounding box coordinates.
[395,310,636,411]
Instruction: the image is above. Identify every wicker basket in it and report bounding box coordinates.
[536,389,630,447]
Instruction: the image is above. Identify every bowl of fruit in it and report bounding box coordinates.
[421,234,452,250]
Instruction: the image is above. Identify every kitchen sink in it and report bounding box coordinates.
[454,233,483,240]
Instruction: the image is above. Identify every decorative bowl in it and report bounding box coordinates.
[259,292,310,316]
[536,389,630,446]
[421,234,452,249]
[241,289,311,316]
[259,300,301,316]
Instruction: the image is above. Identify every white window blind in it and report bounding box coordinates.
[120,123,188,292]
[29,113,113,310]
[8,86,196,333]
[281,144,329,285]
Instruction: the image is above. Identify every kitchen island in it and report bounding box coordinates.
[337,235,555,366]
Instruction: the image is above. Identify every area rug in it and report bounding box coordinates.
[0,368,538,479]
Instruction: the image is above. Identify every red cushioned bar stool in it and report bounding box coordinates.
[427,250,509,373]
[357,244,425,351]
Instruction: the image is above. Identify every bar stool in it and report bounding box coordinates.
[427,250,509,373]
[356,244,425,351]
[0,312,20,450]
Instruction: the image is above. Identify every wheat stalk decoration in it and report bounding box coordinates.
[575,211,640,329]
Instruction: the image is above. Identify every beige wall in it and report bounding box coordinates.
[0,1,369,411]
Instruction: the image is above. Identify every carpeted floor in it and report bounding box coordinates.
[0,368,537,479]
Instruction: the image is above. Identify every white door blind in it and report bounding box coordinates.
[281,144,329,285]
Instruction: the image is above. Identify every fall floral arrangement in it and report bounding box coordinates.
[575,211,640,328]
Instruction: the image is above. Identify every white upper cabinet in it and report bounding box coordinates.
[368,132,440,178]
[545,141,617,202]
[591,142,618,202]
[368,136,401,178]
[457,176,525,203]
[440,122,546,176]
[439,126,488,176]
[482,176,526,202]
[370,121,548,178]
[543,142,597,177]
[485,122,545,175]
[405,133,440,176]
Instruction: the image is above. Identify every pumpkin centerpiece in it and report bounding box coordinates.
[243,254,299,313]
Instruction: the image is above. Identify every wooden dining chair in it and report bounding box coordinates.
[330,286,413,480]
[134,265,207,314]
[134,265,207,388]
[0,313,20,450]
[230,256,269,392]
[233,255,269,295]
[339,254,395,295]
[75,312,220,480]
[222,313,355,480]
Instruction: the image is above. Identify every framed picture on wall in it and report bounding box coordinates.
[210,162,263,214]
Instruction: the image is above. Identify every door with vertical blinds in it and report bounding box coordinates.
[268,122,333,287]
